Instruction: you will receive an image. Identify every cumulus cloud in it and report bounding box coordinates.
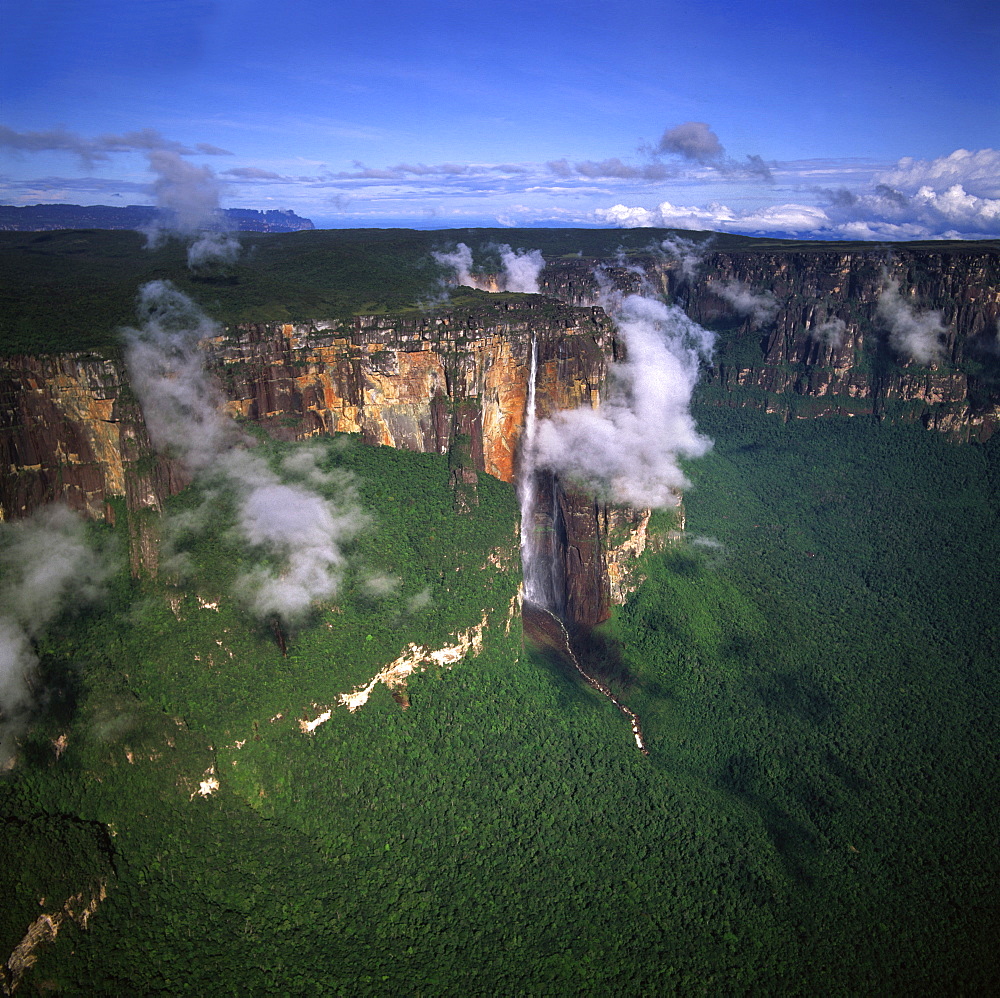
[819,176,1000,239]
[597,148,1000,240]
[710,280,780,328]
[657,122,724,163]
[875,148,1000,198]
[655,122,772,180]
[433,242,545,293]
[876,278,948,365]
[0,506,112,760]
[123,282,364,624]
[543,124,770,184]
[533,282,715,508]
[597,199,831,233]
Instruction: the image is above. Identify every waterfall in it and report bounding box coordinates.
[518,335,648,755]
[518,336,541,603]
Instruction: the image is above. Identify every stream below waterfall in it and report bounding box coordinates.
[521,599,648,755]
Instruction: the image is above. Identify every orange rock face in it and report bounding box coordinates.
[210,299,615,485]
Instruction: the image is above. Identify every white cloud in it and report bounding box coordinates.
[533,286,715,508]
[0,506,112,759]
[596,149,1000,241]
[810,317,846,347]
[123,282,365,624]
[710,280,779,328]
[876,278,947,365]
[433,242,544,293]
[596,199,832,235]
[875,149,1000,198]
[657,122,724,163]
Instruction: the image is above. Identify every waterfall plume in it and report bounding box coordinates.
[518,336,541,603]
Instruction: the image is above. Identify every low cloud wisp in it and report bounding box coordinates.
[810,316,847,347]
[660,235,709,284]
[433,242,545,293]
[710,280,780,328]
[122,282,364,624]
[877,278,948,365]
[0,506,112,761]
[533,279,715,508]
[144,149,241,271]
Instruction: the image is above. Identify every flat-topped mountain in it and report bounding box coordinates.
[0,204,314,232]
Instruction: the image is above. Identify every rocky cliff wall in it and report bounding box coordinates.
[207,297,613,484]
[542,245,1000,440]
[5,243,996,625]
[0,296,652,625]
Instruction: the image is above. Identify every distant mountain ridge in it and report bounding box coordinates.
[0,203,314,232]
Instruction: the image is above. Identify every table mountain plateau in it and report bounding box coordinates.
[2,241,998,628]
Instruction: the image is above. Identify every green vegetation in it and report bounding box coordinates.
[3,410,997,994]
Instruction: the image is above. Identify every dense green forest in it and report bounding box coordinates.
[3,407,997,995]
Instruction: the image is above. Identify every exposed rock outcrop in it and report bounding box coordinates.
[3,243,998,626]
[542,244,1000,440]
[0,296,641,624]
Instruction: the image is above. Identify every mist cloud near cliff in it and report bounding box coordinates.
[660,235,709,283]
[122,282,364,623]
[710,280,780,328]
[877,278,948,364]
[533,281,715,508]
[433,243,545,293]
[0,506,113,761]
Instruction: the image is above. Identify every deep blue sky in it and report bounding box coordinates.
[2,0,998,237]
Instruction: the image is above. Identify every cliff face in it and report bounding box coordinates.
[0,354,186,574]
[209,297,613,484]
[0,296,645,625]
[204,302,647,626]
[5,243,997,628]
[542,245,1000,440]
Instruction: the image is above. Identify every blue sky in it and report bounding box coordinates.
[2,0,998,238]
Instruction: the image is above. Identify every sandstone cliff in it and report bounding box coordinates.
[0,295,650,624]
[4,242,998,628]
[542,244,1000,441]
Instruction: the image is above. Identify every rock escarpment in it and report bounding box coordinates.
[0,296,652,625]
[4,242,998,625]
[542,244,1000,440]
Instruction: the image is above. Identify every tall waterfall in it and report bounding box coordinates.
[517,335,647,755]
[518,336,541,603]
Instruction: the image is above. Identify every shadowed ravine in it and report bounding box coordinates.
[522,599,648,755]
